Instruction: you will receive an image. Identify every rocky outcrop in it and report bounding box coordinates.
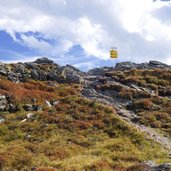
[88,61,171,76]
[115,60,170,71]
[0,57,84,84]
[88,67,114,76]
[34,57,54,64]
[0,58,170,83]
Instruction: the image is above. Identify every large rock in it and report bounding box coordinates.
[59,65,84,84]
[30,62,84,83]
[34,57,54,64]
[115,62,138,70]
[149,60,166,66]
[88,67,113,76]
[8,103,20,113]
[23,104,42,111]
[23,104,34,111]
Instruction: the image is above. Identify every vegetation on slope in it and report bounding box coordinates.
[0,77,168,170]
[106,68,171,95]
[105,68,171,138]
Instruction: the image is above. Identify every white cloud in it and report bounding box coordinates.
[20,34,53,51]
[0,0,171,65]
[74,17,109,59]
[115,0,171,41]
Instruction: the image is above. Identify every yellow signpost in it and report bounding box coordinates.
[110,47,118,58]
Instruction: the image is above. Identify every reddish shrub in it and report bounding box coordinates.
[73,120,92,129]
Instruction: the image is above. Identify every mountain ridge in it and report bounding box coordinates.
[0,57,170,83]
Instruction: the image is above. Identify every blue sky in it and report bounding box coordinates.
[0,0,171,70]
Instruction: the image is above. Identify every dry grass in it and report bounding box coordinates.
[0,77,169,170]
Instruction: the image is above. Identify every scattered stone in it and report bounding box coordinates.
[0,95,6,100]
[131,84,142,91]
[46,81,58,87]
[0,118,5,124]
[32,105,42,111]
[20,119,27,123]
[0,105,6,111]
[45,100,52,108]
[26,113,35,119]
[23,104,41,111]
[155,163,171,170]
[53,100,60,106]
[8,103,20,113]
[144,160,156,167]
[23,104,33,111]
[0,69,7,76]
[0,95,7,111]
[31,98,38,104]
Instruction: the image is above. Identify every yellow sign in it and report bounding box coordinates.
[110,48,118,58]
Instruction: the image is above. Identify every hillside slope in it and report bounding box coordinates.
[0,58,171,171]
[83,63,171,147]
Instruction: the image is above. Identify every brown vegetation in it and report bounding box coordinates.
[0,77,168,170]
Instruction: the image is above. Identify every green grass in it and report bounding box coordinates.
[0,78,170,170]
